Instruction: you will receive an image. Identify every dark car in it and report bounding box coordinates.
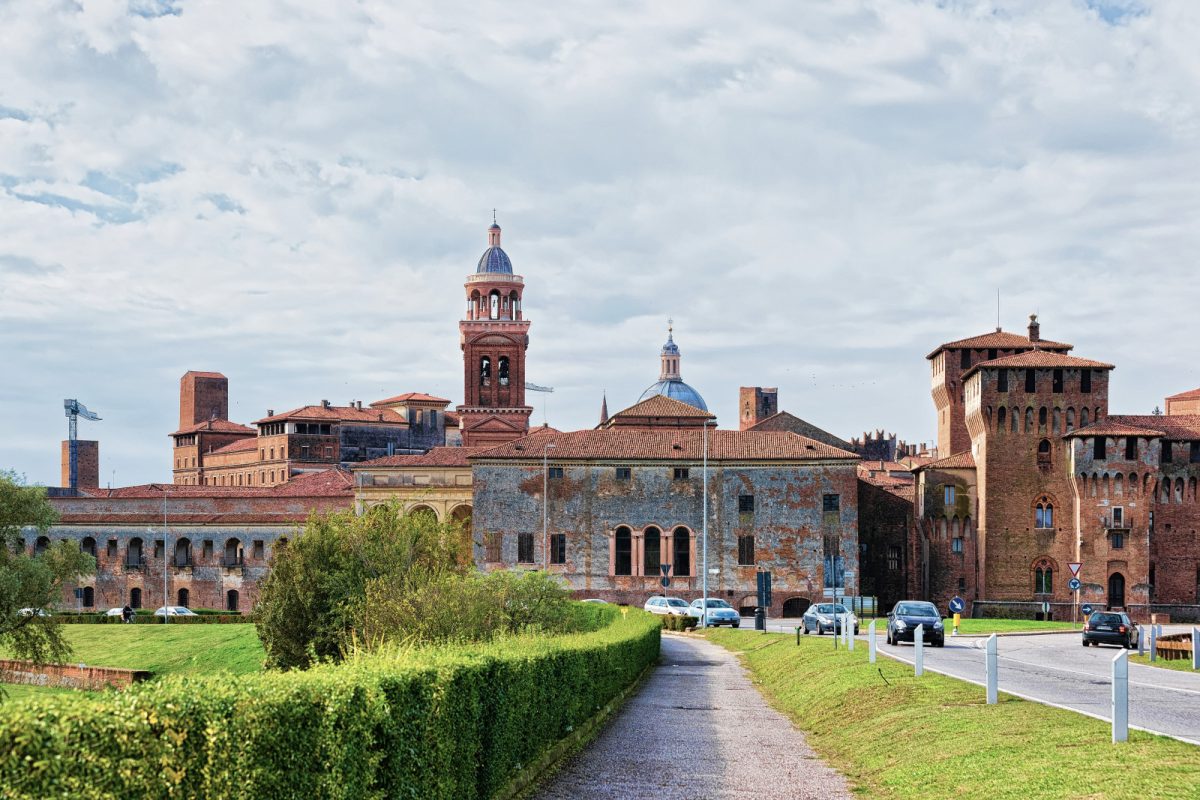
[1082,611,1138,649]
[886,601,945,647]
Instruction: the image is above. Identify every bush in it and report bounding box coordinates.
[660,615,699,632]
[0,609,660,800]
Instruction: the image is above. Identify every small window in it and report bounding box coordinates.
[253,540,265,560]
[1052,369,1063,393]
[615,467,631,481]
[549,533,566,565]
[960,349,970,370]
[1112,507,1124,528]
[1161,442,1173,464]
[997,369,1008,392]
[107,539,118,559]
[952,537,963,554]
[517,533,535,563]
[823,494,840,514]
[1081,370,1092,393]
[673,468,689,481]
[1035,501,1054,529]
[203,540,214,559]
[988,348,997,360]
[1126,437,1137,460]
[1112,532,1125,550]
[737,534,755,566]
[944,485,955,505]
[548,466,564,479]
[887,545,901,572]
[485,532,502,562]
[1094,437,1107,460]
[958,576,967,591]
[154,540,164,559]
[1025,369,1036,393]
[738,495,755,514]
[1191,441,1200,463]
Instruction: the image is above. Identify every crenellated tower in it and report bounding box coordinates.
[456,220,533,446]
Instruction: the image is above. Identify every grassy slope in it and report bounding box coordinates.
[707,630,1200,800]
[1131,654,1199,673]
[1,624,264,677]
[859,618,1078,634]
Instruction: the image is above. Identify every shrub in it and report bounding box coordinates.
[661,615,699,632]
[0,609,660,800]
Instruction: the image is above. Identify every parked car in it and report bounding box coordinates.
[1082,611,1138,649]
[687,598,741,627]
[17,607,50,617]
[153,606,199,617]
[886,601,945,646]
[644,596,692,616]
[800,603,859,635]
[580,598,608,604]
[105,607,125,617]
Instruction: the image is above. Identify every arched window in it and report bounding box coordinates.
[82,586,95,607]
[1114,473,1124,497]
[643,527,661,576]
[177,588,189,608]
[34,536,50,555]
[1024,407,1034,433]
[1035,498,1054,529]
[997,407,1007,432]
[1162,480,1172,504]
[224,538,242,566]
[1128,473,1138,496]
[1034,563,1053,594]
[1066,407,1075,432]
[130,588,142,609]
[470,290,481,319]
[127,537,143,567]
[1052,408,1061,435]
[81,536,97,559]
[480,356,491,387]
[1038,407,1047,433]
[174,538,192,567]
[1081,408,1090,427]
[1010,408,1018,433]
[1176,478,1185,504]
[1037,439,1051,467]
[226,590,239,612]
[673,527,691,577]
[614,526,632,576]
[498,356,510,387]
[509,290,520,319]
[488,290,500,320]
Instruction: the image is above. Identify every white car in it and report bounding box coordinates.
[643,596,692,616]
[687,598,741,627]
[17,608,50,617]
[105,607,125,617]
[153,606,198,617]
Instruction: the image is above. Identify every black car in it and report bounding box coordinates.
[886,601,945,647]
[1082,611,1138,649]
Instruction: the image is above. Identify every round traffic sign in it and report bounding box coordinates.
[1081,603,1094,615]
[948,596,966,614]
[1068,577,1082,591]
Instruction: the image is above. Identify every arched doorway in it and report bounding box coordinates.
[782,597,811,618]
[1107,573,1125,609]
[177,588,189,608]
[226,590,239,612]
[130,587,142,609]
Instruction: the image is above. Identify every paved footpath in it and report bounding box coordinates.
[534,634,851,800]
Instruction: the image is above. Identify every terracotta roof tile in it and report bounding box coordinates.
[1166,387,1200,401]
[1069,415,1200,440]
[610,395,716,419]
[927,330,1071,360]
[79,469,354,499]
[369,392,452,407]
[962,351,1113,381]
[919,451,976,470]
[182,370,227,379]
[169,419,256,437]
[355,447,490,468]
[209,438,259,455]
[254,405,408,425]
[472,429,858,462]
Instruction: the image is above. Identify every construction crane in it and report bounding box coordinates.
[63,399,101,491]
[525,383,554,426]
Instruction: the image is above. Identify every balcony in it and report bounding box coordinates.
[172,555,193,570]
[222,554,245,569]
[123,556,146,572]
[1101,513,1133,531]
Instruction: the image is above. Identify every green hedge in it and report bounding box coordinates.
[660,614,699,631]
[0,607,660,800]
[57,614,246,625]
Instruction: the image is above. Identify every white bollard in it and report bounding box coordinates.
[847,614,855,652]
[914,624,924,676]
[985,633,998,705]
[869,620,877,664]
[1149,625,1157,662]
[1137,626,1144,657]
[1193,627,1199,671]
[1112,650,1129,743]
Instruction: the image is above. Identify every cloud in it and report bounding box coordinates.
[1,0,1199,486]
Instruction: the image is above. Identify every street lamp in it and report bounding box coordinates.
[161,486,169,624]
[543,442,555,570]
[701,419,716,629]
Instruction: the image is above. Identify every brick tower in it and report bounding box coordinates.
[739,387,778,430]
[456,220,533,446]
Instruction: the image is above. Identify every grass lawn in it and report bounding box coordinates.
[707,629,1200,800]
[1131,654,1198,673]
[0,624,264,678]
[0,684,90,703]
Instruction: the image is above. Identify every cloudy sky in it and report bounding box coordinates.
[2,0,1198,487]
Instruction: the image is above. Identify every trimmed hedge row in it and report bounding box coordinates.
[660,615,699,632]
[57,614,246,625]
[0,607,660,800]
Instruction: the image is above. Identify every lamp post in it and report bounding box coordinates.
[543,442,555,570]
[701,420,715,628]
[162,486,169,624]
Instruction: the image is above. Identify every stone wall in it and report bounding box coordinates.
[0,660,151,690]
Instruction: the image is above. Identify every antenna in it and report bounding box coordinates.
[63,399,102,491]
[526,382,554,426]
[996,288,1001,332]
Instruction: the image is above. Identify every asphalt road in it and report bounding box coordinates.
[731,618,1200,744]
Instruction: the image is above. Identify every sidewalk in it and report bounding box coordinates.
[533,634,851,800]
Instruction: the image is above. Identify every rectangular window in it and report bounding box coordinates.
[270,447,275,459]
[154,540,164,559]
[1111,532,1125,550]
[517,533,535,563]
[673,468,689,481]
[1081,370,1092,393]
[673,532,691,576]
[960,349,970,370]
[301,445,310,460]
[1162,441,1173,464]
[988,348,997,360]
[1025,369,1036,393]
[550,533,566,565]
[107,539,118,559]
[253,540,265,560]
[1052,369,1063,393]
[615,467,631,481]
[1126,437,1137,460]
[952,537,964,554]
[822,494,840,527]
[958,576,967,591]
[324,446,333,458]
[1094,437,1107,460]
[737,535,755,566]
[1192,442,1200,464]
[485,532,502,562]
[203,540,213,559]
[944,485,955,505]
[548,466,564,479]
[887,545,901,572]
[1112,507,1124,528]
[997,369,1008,392]
[738,495,754,514]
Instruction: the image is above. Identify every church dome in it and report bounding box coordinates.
[476,221,513,274]
[638,379,708,411]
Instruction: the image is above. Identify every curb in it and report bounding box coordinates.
[953,629,1080,639]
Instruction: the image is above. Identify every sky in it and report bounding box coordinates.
[2,0,1199,487]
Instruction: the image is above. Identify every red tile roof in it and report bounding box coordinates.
[169,419,256,437]
[919,451,976,470]
[1069,415,1200,440]
[527,423,562,435]
[609,395,716,420]
[1166,387,1200,401]
[182,370,227,379]
[255,405,408,425]
[369,392,452,407]
[445,411,461,426]
[962,350,1113,381]
[209,438,259,455]
[355,447,490,469]
[79,469,355,499]
[472,429,858,461]
[926,330,1071,360]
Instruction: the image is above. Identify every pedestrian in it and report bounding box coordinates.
[122,604,134,624]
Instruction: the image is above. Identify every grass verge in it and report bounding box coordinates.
[707,629,1200,800]
[1131,654,1199,673]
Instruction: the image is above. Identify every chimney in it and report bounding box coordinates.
[267,409,274,417]
[321,399,331,409]
[356,401,363,410]
[1028,314,1040,344]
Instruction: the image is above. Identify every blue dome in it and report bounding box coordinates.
[477,246,513,274]
[638,379,708,411]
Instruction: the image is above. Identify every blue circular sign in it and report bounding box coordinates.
[1068,577,1082,591]
[1081,604,1094,615]
[949,596,965,614]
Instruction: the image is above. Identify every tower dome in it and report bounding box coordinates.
[637,323,708,411]
[476,220,513,274]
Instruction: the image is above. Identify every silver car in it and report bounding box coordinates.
[644,596,692,616]
[687,598,741,627]
[801,603,859,635]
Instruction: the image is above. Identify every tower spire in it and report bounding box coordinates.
[659,321,682,381]
[600,391,609,425]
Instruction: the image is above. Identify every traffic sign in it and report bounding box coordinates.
[948,596,966,614]
[659,563,671,588]
[1068,562,1082,577]
[1082,603,1094,615]
[1068,577,1082,591]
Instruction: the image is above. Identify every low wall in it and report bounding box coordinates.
[0,659,151,690]
[1154,633,1194,662]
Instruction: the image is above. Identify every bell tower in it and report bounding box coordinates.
[457,219,533,446]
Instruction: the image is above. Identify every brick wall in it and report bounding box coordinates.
[0,660,150,690]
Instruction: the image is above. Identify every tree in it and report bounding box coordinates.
[255,502,469,669]
[0,471,95,668]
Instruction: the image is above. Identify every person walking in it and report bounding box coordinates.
[121,604,134,624]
